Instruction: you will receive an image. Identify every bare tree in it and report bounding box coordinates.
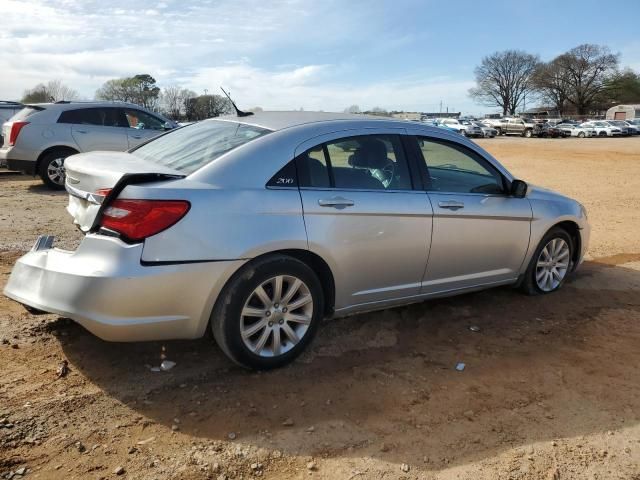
[552,44,619,115]
[533,59,572,115]
[21,80,78,103]
[469,50,540,115]
[161,85,183,119]
[46,80,79,102]
[344,105,361,114]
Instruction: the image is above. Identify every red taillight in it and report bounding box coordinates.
[8,121,29,146]
[100,199,190,241]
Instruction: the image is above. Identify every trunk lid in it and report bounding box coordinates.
[64,151,183,232]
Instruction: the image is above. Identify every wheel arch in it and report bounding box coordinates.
[36,145,79,172]
[548,220,582,270]
[250,249,336,317]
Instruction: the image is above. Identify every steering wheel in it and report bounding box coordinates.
[371,160,395,188]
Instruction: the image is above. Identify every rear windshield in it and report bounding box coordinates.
[11,106,44,122]
[130,120,271,174]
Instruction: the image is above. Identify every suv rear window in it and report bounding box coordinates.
[130,120,271,174]
[58,107,122,127]
[10,106,44,122]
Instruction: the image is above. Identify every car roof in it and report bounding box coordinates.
[214,111,403,131]
[24,101,145,110]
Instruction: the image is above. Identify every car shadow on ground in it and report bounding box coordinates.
[57,256,640,470]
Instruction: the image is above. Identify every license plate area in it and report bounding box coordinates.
[32,235,55,252]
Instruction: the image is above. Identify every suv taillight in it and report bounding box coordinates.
[8,121,29,146]
[100,199,190,241]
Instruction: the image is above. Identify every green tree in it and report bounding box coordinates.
[604,69,640,104]
[95,74,161,109]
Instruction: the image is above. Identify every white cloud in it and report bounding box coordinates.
[0,0,480,112]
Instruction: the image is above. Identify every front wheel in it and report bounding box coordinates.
[578,131,585,138]
[211,255,324,369]
[524,129,533,138]
[521,227,573,295]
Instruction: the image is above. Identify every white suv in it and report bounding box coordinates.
[0,101,177,188]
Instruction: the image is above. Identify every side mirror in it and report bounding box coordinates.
[163,122,174,131]
[510,179,528,198]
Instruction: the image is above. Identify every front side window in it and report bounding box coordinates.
[131,120,271,174]
[416,137,505,194]
[124,109,165,130]
[297,134,412,191]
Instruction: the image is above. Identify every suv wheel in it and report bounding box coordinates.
[211,255,324,370]
[495,127,502,136]
[38,150,75,190]
[521,227,573,295]
[524,129,533,138]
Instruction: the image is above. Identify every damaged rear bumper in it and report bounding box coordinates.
[3,234,244,342]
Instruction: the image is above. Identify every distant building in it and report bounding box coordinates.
[391,112,422,121]
[606,104,640,120]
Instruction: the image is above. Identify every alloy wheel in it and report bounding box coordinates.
[47,158,66,186]
[240,275,313,357]
[535,238,570,292]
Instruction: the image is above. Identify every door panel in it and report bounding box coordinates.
[295,132,432,310]
[301,189,432,307]
[422,193,531,292]
[71,125,128,151]
[412,135,532,293]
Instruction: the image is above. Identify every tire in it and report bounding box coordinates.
[495,128,502,136]
[460,129,467,136]
[38,149,75,190]
[520,227,574,296]
[577,131,585,138]
[211,254,325,370]
[524,129,533,138]
[598,131,607,137]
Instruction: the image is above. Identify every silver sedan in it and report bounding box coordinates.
[4,112,590,369]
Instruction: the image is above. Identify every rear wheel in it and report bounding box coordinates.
[521,227,573,295]
[598,131,607,137]
[495,127,502,136]
[211,255,324,370]
[578,131,585,138]
[524,129,533,138]
[38,149,76,190]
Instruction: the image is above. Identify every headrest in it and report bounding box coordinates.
[348,138,389,169]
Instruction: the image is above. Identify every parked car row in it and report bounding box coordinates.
[0,101,178,188]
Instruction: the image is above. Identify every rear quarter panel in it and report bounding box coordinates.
[134,182,308,263]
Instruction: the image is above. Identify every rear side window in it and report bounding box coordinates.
[58,108,122,127]
[297,134,412,191]
[131,120,271,174]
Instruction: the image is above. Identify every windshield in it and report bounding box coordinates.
[131,119,271,174]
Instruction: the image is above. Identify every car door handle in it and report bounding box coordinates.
[318,197,355,208]
[130,135,143,139]
[76,129,88,134]
[438,200,464,210]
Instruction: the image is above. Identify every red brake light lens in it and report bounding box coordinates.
[8,121,29,146]
[100,199,190,241]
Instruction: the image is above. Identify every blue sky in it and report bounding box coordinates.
[1,0,639,114]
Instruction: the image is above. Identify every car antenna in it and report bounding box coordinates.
[220,87,253,117]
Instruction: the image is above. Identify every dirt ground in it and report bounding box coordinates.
[1,136,639,480]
